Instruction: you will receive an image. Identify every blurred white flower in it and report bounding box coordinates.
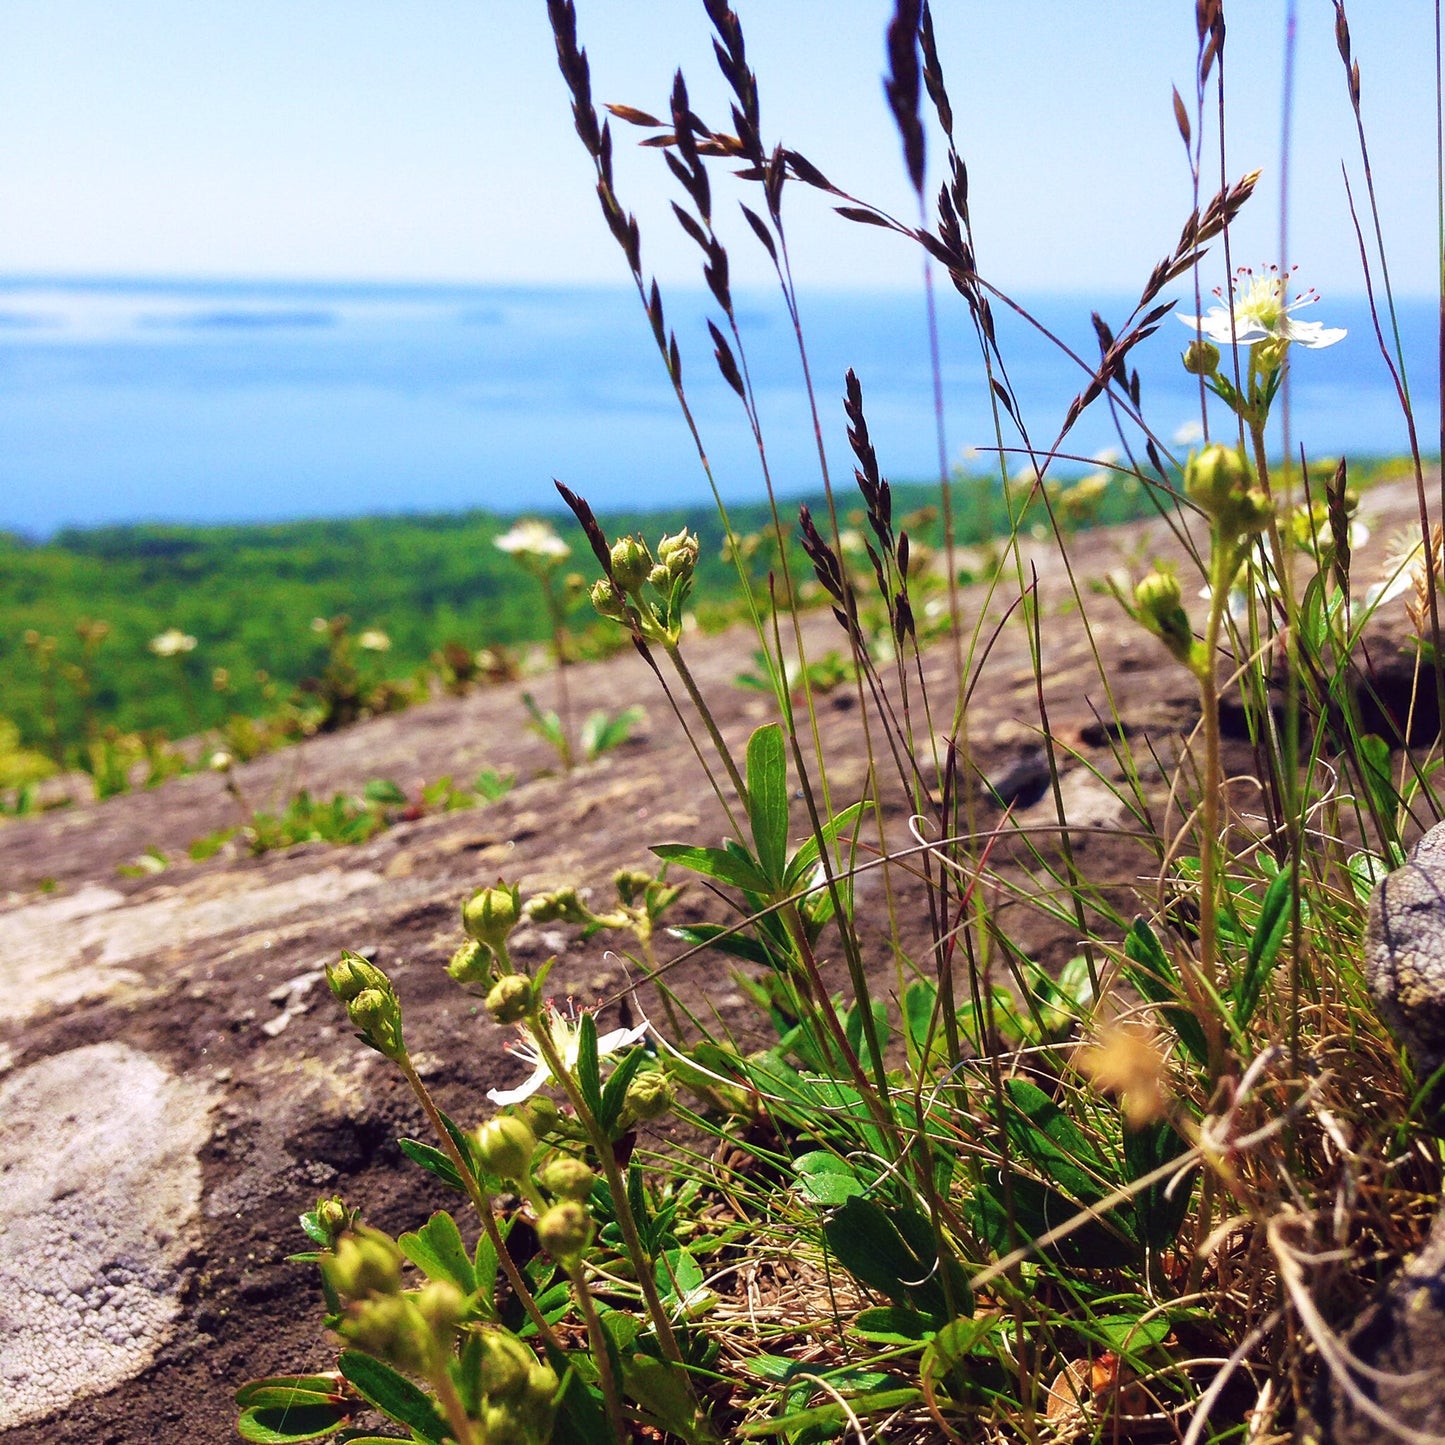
[495,519,571,562]
[357,628,391,652]
[1179,265,1346,349]
[149,628,196,657]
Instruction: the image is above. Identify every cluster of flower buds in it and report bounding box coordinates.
[327,953,407,1062]
[449,882,523,986]
[588,528,701,646]
[522,885,591,926]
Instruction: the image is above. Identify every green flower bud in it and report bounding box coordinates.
[647,563,672,589]
[623,1070,675,1123]
[518,1363,560,1437]
[327,951,391,1004]
[475,1114,537,1181]
[477,1403,529,1445]
[609,535,654,593]
[486,973,534,1024]
[1183,444,1252,518]
[1182,339,1221,376]
[518,1095,562,1138]
[536,1154,596,1201]
[476,1327,539,1399]
[462,883,521,950]
[657,528,700,581]
[447,938,490,986]
[324,1227,404,1301]
[522,886,587,925]
[590,577,630,622]
[613,868,653,907]
[312,1195,352,1245]
[537,1199,593,1262]
[1134,567,1196,667]
[1218,486,1273,539]
[336,1294,430,1374]
[346,987,406,1061]
[414,1278,465,1337]
[1253,336,1289,374]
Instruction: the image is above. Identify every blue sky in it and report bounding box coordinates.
[0,2,1438,298]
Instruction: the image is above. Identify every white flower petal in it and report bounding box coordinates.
[595,1022,650,1056]
[487,1059,551,1105]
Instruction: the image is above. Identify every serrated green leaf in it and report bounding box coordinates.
[652,842,771,895]
[747,723,790,889]
[399,1210,474,1294]
[337,1353,448,1444]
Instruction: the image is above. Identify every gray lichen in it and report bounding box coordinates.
[1366,821,1445,1101]
[0,1042,213,1429]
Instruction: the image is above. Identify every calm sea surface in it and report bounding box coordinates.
[0,277,1435,537]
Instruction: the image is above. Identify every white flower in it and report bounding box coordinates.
[148,627,197,657]
[1179,265,1346,350]
[494,519,571,562]
[356,628,391,652]
[487,1001,648,1106]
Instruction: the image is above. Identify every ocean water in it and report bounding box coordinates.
[0,276,1436,537]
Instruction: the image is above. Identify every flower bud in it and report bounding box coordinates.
[414,1278,465,1337]
[518,1363,560,1436]
[1182,339,1220,376]
[522,886,587,925]
[462,883,521,950]
[1134,568,1196,667]
[347,987,405,1060]
[327,951,391,1004]
[657,529,699,581]
[312,1195,352,1245]
[476,1327,539,1398]
[537,1200,593,1262]
[477,1403,529,1445]
[324,1226,404,1301]
[623,1070,675,1122]
[536,1154,596,1201]
[609,535,654,593]
[518,1094,562,1138]
[1183,444,1252,518]
[336,1294,430,1374]
[486,973,534,1024]
[613,868,653,907]
[1253,336,1289,374]
[1219,486,1273,539]
[475,1114,536,1180]
[447,938,491,987]
[590,577,630,622]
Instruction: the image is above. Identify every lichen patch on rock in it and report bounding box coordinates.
[0,1042,213,1429]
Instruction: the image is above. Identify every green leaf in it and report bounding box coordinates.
[783,800,866,892]
[621,1353,702,1441]
[823,1196,947,1318]
[1090,1310,1174,1354]
[966,1171,1138,1268]
[362,778,407,805]
[1122,917,1210,1067]
[999,1077,1108,1202]
[923,1315,1001,1380]
[545,1345,610,1445]
[337,1353,449,1444]
[903,980,940,1066]
[235,1378,345,1410]
[596,1043,647,1136]
[1233,867,1292,1029]
[396,1138,463,1193]
[793,1151,866,1207]
[656,1246,708,1312]
[652,842,772,895]
[399,1210,475,1294]
[746,723,790,889]
[736,1389,922,1438]
[668,921,774,967]
[574,1012,603,1117]
[237,1403,349,1443]
[850,1305,938,1343]
[1358,732,1398,821]
[1122,1119,1195,1249]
